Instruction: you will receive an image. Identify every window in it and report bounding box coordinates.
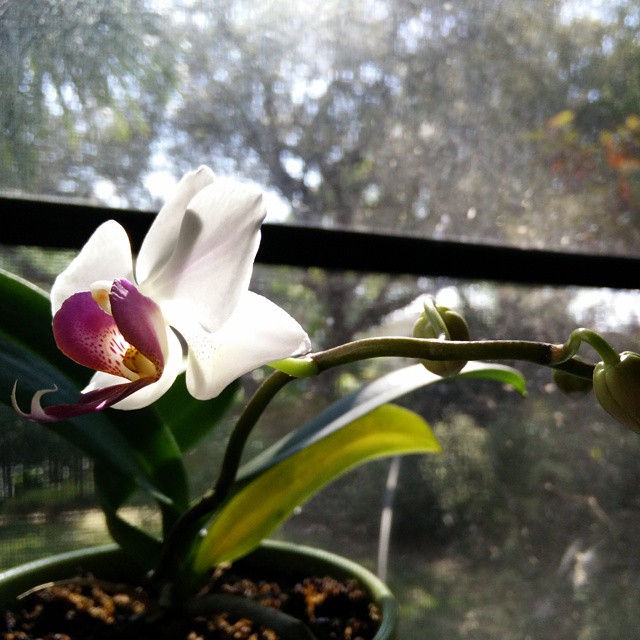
[2,1,640,638]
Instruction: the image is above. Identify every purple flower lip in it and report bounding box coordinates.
[13,279,166,422]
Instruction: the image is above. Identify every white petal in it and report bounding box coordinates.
[51,221,134,315]
[82,328,185,410]
[140,177,265,333]
[181,292,311,400]
[136,166,216,284]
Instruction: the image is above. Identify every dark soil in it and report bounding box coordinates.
[0,565,381,640]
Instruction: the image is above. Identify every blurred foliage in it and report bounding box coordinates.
[536,109,640,219]
[164,0,640,254]
[0,0,176,204]
[417,415,497,530]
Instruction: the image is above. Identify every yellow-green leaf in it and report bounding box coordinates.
[193,403,440,572]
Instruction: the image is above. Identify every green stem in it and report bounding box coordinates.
[558,328,621,367]
[312,337,559,371]
[268,337,595,379]
[213,371,294,502]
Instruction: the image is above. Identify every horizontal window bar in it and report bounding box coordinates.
[1,196,638,289]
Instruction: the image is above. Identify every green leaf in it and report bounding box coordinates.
[455,362,527,394]
[94,463,162,568]
[189,361,524,572]
[239,362,525,480]
[102,511,162,569]
[193,403,440,570]
[155,375,240,453]
[99,406,190,518]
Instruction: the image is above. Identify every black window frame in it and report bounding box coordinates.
[2,195,639,290]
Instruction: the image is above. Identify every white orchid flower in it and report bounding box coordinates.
[13,166,311,422]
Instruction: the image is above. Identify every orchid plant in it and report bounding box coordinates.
[1,166,638,608]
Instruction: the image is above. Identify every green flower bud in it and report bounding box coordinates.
[552,369,593,397]
[593,351,640,434]
[413,304,470,376]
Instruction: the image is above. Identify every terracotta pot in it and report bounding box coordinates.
[0,539,398,639]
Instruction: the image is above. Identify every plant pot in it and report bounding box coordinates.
[0,539,398,639]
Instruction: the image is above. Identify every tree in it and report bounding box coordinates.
[0,0,176,203]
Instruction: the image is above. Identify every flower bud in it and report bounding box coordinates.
[593,351,640,434]
[413,304,470,376]
[552,369,593,397]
